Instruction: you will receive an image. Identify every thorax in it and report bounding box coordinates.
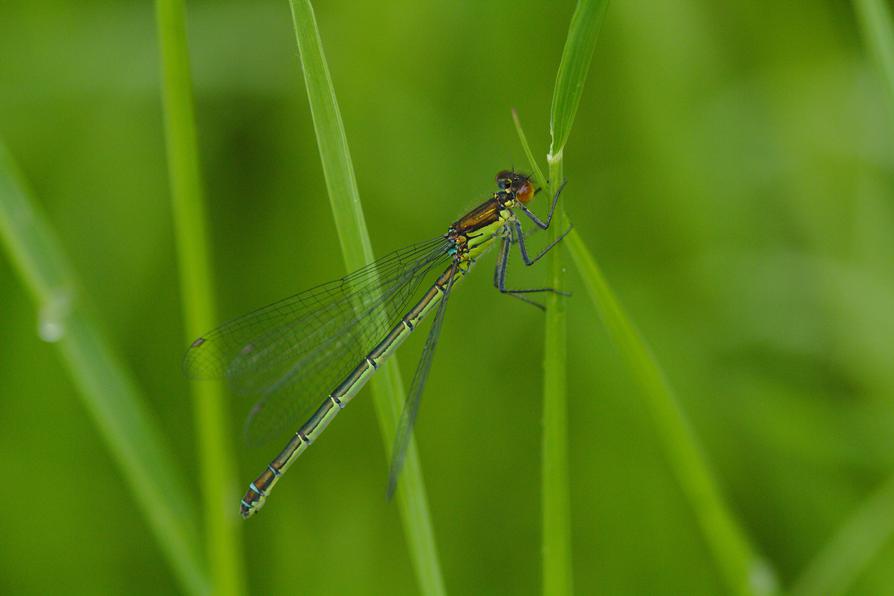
[448,196,515,263]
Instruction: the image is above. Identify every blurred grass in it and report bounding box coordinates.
[287,1,445,594]
[563,230,773,595]
[786,4,894,595]
[854,0,894,107]
[3,0,894,594]
[791,473,894,596]
[0,142,209,595]
[155,0,246,593]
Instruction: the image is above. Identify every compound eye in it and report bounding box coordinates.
[516,179,534,204]
[495,170,514,189]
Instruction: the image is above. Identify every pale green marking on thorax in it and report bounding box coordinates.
[466,205,514,260]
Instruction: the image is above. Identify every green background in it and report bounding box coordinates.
[2,0,894,594]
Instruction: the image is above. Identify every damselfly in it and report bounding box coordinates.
[185,170,570,518]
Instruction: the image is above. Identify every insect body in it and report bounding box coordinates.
[185,170,569,518]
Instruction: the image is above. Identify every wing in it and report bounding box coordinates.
[184,236,452,444]
[386,261,458,498]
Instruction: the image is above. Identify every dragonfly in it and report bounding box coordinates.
[184,170,570,518]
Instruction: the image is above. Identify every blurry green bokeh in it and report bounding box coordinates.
[2,0,894,594]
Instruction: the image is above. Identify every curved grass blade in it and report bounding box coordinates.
[517,1,772,591]
[854,0,894,109]
[0,142,209,596]
[786,5,894,594]
[791,473,894,596]
[549,0,610,158]
[518,107,773,594]
[287,1,446,593]
[387,262,459,499]
[564,230,776,595]
[512,109,547,192]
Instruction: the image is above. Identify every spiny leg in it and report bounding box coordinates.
[494,235,545,310]
[494,231,569,310]
[513,219,573,267]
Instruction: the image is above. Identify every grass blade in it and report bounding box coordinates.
[511,109,547,190]
[287,1,446,594]
[155,1,246,593]
[564,230,775,595]
[786,5,894,594]
[519,2,773,592]
[541,164,572,596]
[791,474,894,596]
[854,0,894,108]
[0,142,210,596]
[539,2,609,593]
[549,0,609,158]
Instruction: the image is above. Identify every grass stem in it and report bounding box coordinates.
[537,1,610,592]
[516,1,772,591]
[155,0,246,593]
[542,154,573,596]
[787,4,894,593]
[0,142,210,596]
[564,231,774,595]
[791,473,894,596]
[287,2,446,594]
[854,0,894,111]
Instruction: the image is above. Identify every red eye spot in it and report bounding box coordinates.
[516,181,534,204]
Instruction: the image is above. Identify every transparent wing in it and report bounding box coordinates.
[387,261,458,498]
[184,236,452,444]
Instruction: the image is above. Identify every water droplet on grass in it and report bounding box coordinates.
[38,289,73,343]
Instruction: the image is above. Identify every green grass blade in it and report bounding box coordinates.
[538,3,610,593]
[793,11,894,594]
[791,474,894,596]
[519,3,773,591]
[549,0,610,158]
[511,109,547,190]
[564,230,775,595]
[155,1,246,594]
[542,156,572,596]
[0,142,210,596]
[287,2,446,594]
[854,0,894,108]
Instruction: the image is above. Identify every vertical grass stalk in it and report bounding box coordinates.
[538,1,609,593]
[155,1,246,594]
[542,152,573,596]
[287,1,446,594]
[0,142,209,595]
[520,1,773,593]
